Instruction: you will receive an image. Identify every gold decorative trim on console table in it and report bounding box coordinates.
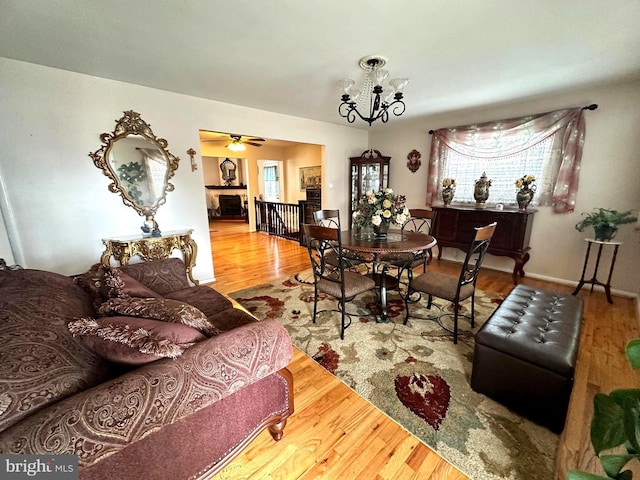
[101,229,199,285]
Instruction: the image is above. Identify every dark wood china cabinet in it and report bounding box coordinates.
[298,188,322,245]
[349,149,391,222]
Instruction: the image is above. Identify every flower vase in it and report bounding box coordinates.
[516,188,535,210]
[373,222,389,239]
[442,187,455,206]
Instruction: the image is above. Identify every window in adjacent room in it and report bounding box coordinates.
[263,162,280,202]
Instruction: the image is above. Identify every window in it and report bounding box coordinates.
[263,163,280,202]
[427,107,589,213]
[440,136,554,205]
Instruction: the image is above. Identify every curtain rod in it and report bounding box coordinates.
[428,104,598,134]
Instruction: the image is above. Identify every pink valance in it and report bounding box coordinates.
[427,107,589,213]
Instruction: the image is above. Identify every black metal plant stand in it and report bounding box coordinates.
[572,238,621,304]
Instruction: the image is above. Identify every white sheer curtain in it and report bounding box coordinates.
[139,148,167,203]
[264,165,280,202]
[427,107,588,213]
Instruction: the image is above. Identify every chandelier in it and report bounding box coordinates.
[338,55,409,126]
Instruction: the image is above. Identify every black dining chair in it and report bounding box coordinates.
[404,222,497,344]
[313,209,341,229]
[402,209,436,269]
[313,209,368,270]
[303,223,376,339]
[380,209,437,288]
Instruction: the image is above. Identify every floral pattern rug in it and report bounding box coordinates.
[229,272,558,480]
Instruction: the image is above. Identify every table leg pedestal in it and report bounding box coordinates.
[370,264,400,323]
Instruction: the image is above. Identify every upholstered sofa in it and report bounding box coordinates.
[0,258,294,479]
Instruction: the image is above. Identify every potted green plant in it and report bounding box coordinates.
[575,208,637,241]
[568,339,640,479]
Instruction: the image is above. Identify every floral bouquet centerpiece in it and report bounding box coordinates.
[515,174,536,210]
[353,188,408,238]
[441,177,456,206]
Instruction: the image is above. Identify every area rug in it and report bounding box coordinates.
[229,272,558,480]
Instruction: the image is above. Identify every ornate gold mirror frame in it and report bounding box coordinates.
[220,157,237,185]
[89,110,180,232]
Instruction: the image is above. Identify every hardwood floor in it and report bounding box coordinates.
[207,220,640,479]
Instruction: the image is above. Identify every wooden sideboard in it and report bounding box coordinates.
[101,229,199,285]
[431,205,535,284]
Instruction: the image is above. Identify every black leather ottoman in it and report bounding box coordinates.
[470,285,583,433]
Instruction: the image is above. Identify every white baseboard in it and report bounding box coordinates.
[478,264,638,299]
[524,271,637,299]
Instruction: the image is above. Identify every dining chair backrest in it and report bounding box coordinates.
[303,223,344,283]
[312,209,366,269]
[313,209,341,229]
[457,222,497,290]
[402,209,435,234]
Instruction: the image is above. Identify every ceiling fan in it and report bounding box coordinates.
[203,133,266,151]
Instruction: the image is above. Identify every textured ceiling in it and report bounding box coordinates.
[2,0,640,131]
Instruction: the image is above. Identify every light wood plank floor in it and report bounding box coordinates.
[207,220,640,479]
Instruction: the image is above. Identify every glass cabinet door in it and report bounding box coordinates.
[362,163,381,193]
[351,164,359,212]
[349,150,391,222]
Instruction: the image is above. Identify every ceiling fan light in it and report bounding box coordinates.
[228,142,246,152]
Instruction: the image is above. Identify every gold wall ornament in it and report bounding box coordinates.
[89,110,180,229]
[100,229,199,285]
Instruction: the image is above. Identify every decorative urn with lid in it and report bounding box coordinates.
[473,172,492,207]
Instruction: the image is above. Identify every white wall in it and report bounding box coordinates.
[4,57,634,295]
[283,144,323,204]
[371,79,640,296]
[0,58,368,281]
[0,189,15,265]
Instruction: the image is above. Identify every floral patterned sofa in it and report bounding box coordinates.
[0,258,293,479]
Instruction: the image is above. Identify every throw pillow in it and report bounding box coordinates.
[73,263,111,308]
[119,258,190,295]
[101,268,163,299]
[68,316,206,366]
[97,297,220,337]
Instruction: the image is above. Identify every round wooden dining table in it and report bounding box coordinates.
[341,230,437,321]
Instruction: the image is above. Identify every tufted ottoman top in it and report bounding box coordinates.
[476,285,583,377]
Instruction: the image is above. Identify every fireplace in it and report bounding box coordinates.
[219,194,243,216]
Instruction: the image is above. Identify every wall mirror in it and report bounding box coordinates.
[89,110,180,231]
[220,158,237,185]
